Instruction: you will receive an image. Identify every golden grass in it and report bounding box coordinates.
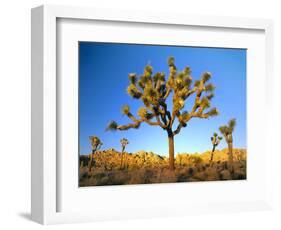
[79,148,246,186]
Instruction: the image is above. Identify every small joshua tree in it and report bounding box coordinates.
[120,138,129,169]
[210,132,222,164]
[107,57,218,170]
[219,119,236,172]
[88,136,103,172]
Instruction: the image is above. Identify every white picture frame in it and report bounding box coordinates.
[31,5,274,225]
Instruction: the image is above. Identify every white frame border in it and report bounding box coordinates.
[31,5,274,225]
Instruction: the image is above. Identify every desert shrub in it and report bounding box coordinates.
[128,169,147,184]
[234,149,246,162]
[159,168,177,183]
[232,170,246,180]
[189,154,203,166]
[112,171,131,185]
[219,170,231,180]
[92,172,106,180]
[99,176,110,185]
[192,170,208,181]
[80,172,88,180]
[204,167,219,181]
[79,147,247,186]
[223,161,228,170]
[187,167,195,176]
[175,168,189,182]
[143,169,155,183]
[80,155,89,168]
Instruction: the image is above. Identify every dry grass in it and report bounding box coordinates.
[79,148,246,186]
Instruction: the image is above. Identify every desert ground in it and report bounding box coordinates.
[79,148,246,186]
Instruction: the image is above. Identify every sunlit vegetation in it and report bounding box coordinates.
[79,57,246,186]
[210,133,223,164]
[106,57,218,170]
[120,138,129,169]
[88,136,103,172]
[79,148,246,186]
[219,119,236,174]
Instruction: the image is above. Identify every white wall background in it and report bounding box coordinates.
[0,0,280,229]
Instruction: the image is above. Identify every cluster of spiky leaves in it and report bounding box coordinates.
[120,138,129,148]
[89,136,103,151]
[219,119,236,143]
[107,57,219,136]
[211,132,223,147]
[120,138,129,145]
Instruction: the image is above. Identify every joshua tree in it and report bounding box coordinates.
[106,57,218,170]
[219,119,236,172]
[120,138,129,169]
[210,132,223,163]
[88,136,103,172]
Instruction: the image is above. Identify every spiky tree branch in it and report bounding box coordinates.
[107,57,218,135]
[210,132,222,163]
[89,136,103,153]
[219,119,236,143]
[120,138,129,169]
[106,57,219,170]
[88,136,103,172]
[219,118,236,173]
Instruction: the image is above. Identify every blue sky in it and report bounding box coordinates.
[79,42,246,156]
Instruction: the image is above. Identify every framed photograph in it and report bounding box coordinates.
[31,5,274,225]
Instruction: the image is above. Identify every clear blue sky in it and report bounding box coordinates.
[79,42,246,156]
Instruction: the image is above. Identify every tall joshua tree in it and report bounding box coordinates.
[107,57,218,170]
[210,132,222,163]
[219,119,236,172]
[88,136,103,172]
[120,138,129,169]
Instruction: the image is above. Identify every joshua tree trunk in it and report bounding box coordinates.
[228,142,234,173]
[88,154,94,172]
[120,146,125,170]
[124,154,127,169]
[120,153,124,169]
[168,134,175,170]
[210,145,216,163]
